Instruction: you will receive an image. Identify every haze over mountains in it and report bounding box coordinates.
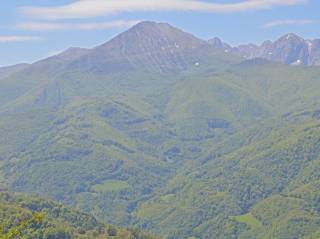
[29,21,320,68]
[1,21,320,239]
[14,21,320,69]
[209,33,320,66]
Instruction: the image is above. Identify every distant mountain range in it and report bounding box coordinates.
[209,33,320,66]
[46,21,227,75]
[29,21,320,68]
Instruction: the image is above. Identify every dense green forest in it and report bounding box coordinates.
[136,114,320,238]
[0,192,160,239]
[0,22,320,238]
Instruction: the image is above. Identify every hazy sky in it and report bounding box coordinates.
[1,0,319,66]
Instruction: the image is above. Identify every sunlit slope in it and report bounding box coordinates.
[136,112,320,238]
[2,96,173,225]
[3,60,320,238]
[226,60,320,114]
[0,192,160,239]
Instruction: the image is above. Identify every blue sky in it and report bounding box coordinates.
[0,0,319,66]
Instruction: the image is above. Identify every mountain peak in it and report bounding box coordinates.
[69,21,213,74]
[129,21,171,30]
[208,37,231,50]
[208,32,320,66]
[278,33,304,43]
[98,21,207,55]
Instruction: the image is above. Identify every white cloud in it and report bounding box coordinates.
[15,20,141,31]
[264,19,317,28]
[19,0,306,20]
[0,36,43,43]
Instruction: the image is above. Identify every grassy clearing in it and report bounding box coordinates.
[91,180,130,193]
[233,213,262,229]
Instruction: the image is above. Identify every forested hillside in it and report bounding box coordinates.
[0,22,320,239]
[136,112,320,238]
[0,192,160,239]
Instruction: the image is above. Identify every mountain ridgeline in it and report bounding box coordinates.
[209,33,320,66]
[1,21,320,239]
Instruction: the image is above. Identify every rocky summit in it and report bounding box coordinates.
[209,33,320,66]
